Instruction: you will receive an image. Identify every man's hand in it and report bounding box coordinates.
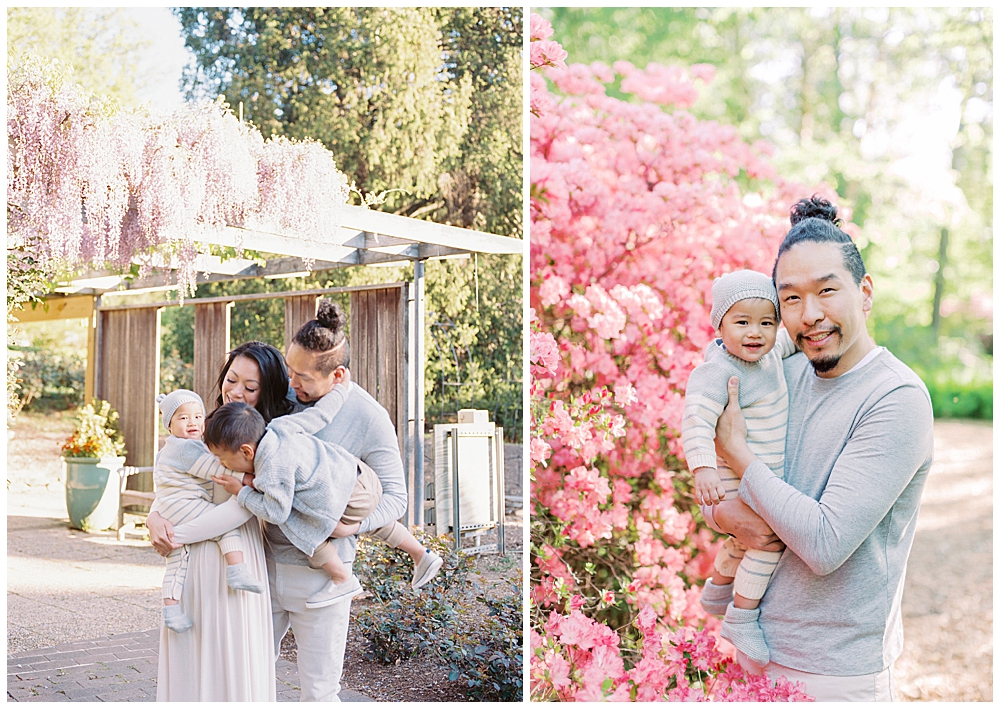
[714,497,785,553]
[146,511,181,556]
[213,474,245,497]
[715,376,755,476]
[330,520,361,538]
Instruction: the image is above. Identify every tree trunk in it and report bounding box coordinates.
[930,226,948,338]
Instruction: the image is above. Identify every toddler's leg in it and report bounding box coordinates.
[162,546,193,633]
[371,522,444,589]
[304,540,362,609]
[216,529,264,594]
[720,549,782,666]
[346,460,443,589]
[718,462,742,496]
[733,548,783,608]
[713,536,745,583]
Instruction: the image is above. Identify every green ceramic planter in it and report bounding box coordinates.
[63,456,126,532]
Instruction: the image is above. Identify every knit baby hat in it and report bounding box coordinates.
[157,389,205,431]
[710,270,779,330]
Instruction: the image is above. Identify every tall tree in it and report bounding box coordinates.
[170,8,524,431]
[539,7,993,369]
[176,7,522,236]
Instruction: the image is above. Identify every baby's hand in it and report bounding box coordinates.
[213,474,245,497]
[694,467,727,506]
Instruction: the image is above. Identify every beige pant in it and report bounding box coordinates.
[309,460,408,568]
[268,557,352,701]
[757,658,896,701]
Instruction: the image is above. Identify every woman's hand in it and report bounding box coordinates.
[146,511,181,556]
[715,376,755,475]
[330,520,361,538]
[213,474,245,497]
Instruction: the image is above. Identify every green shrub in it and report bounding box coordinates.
[925,379,993,419]
[439,578,523,702]
[160,351,194,392]
[15,349,85,410]
[353,531,523,701]
[354,533,474,665]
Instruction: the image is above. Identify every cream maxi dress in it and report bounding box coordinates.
[156,511,275,701]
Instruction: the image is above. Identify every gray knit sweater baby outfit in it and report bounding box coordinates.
[236,385,358,557]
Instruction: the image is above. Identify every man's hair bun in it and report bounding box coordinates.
[316,300,346,330]
[790,195,842,227]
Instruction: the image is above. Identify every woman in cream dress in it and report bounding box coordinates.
[150,342,293,701]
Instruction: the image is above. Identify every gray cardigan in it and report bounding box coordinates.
[263,381,407,566]
[236,384,356,557]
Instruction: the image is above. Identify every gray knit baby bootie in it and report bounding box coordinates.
[226,563,264,594]
[720,603,769,665]
[163,604,193,634]
[700,579,734,616]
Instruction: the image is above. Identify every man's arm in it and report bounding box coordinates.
[706,498,785,552]
[279,381,350,436]
[719,379,933,576]
[356,410,407,534]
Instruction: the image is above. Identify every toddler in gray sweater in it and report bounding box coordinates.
[207,386,441,608]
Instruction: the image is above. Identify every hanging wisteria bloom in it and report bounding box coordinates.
[7,57,353,297]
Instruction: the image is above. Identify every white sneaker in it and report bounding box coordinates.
[411,549,444,589]
[305,574,363,609]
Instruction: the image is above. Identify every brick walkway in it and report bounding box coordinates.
[7,629,371,702]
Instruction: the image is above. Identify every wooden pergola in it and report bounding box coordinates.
[16,205,522,528]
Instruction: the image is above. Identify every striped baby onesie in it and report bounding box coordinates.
[150,436,243,600]
[682,330,794,599]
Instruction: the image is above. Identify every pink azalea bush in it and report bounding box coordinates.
[7,57,350,297]
[529,15,822,701]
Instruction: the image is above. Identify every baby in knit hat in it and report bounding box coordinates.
[152,390,264,634]
[681,269,797,666]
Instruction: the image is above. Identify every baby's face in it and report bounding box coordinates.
[169,402,205,440]
[718,298,778,363]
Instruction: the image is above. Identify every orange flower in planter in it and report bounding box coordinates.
[61,400,127,459]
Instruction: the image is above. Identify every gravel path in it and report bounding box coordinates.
[892,419,992,701]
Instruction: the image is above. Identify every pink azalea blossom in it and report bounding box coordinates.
[529,14,820,703]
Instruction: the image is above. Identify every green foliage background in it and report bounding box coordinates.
[540,7,992,418]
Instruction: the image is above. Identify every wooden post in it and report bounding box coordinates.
[193,301,233,408]
[96,307,163,484]
[284,295,319,351]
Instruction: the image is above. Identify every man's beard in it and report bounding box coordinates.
[809,354,842,373]
[796,326,842,374]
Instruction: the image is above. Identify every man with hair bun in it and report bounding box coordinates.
[702,196,934,701]
[270,299,441,702]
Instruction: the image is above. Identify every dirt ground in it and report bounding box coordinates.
[891,419,992,701]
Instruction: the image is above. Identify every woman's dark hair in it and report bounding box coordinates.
[772,195,867,285]
[291,299,351,375]
[214,341,293,424]
[204,402,267,452]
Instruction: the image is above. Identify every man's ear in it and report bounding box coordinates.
[331,365,349,384]
[860,274,874,318]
